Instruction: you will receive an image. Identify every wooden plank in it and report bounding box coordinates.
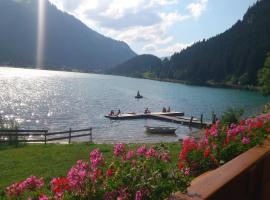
[46,133,91,142]
[0,133,44,136]
[0,129,47,133]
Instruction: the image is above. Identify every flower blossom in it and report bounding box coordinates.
[89,148,104,168]
[114,144,126,157]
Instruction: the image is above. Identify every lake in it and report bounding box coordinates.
[0,67,269,143]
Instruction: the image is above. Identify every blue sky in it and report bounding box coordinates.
[49,0,257,57]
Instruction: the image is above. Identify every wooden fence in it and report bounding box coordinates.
[0,128,92,144]
[171,139,270,200]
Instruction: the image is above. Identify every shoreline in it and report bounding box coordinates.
[0,65,259,92]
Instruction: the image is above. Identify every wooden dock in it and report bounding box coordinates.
[105,111,211,128]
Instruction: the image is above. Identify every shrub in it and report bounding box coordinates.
[221,107,244,125]
[0,116,19,146]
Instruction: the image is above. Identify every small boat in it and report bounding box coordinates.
[135,90,143,99]
[135,95,143,99]
[145,126,177,134]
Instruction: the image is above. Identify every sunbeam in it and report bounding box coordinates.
[36,0,46,69]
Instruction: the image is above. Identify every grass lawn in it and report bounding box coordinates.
[0,142,181,194]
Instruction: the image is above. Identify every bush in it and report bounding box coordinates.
[221,107,244,125]
[0,116,19,146]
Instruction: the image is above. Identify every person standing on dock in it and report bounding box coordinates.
[162,107,166,113]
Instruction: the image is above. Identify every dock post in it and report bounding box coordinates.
[200,114,203,126]
[213,114,217,124]
[69,128,71,144]
[189,116,194,128]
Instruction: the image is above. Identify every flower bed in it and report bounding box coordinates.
[5,114,270,200]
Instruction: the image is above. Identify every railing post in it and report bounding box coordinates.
[15,127,18,147]
[44,130,47,145]
[90,128,92,143]
[69,128,72,144]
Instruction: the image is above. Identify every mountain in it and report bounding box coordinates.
[0,0,136,71]
[109,0,270,86]
[107,54,162,79]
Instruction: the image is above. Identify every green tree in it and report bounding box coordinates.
[258,52,270,96]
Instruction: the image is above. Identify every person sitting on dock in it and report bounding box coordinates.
[162,107,166,113]
[116,109,121,116]
[144,107,150,114]
[109,110,114,116]
[167,106,171,112]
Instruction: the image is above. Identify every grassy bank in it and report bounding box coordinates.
[0,143,181,193]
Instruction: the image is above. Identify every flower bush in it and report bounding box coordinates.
[178,114,270,175]
[5,114,270,200]
[6,144,190,200]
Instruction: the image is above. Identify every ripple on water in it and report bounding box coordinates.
[0,67,269,143]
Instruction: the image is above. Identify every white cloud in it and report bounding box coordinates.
[101,0,144,19]
[186,0,208,19]
[48,0,208,56]
[143,42,191,57]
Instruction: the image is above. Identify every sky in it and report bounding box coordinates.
[48,0,257,57]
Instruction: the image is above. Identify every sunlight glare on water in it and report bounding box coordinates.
[0,67,269,143]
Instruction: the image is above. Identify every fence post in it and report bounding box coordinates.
[44,130,47,145]
[90,128,92,143]
[189,116,193,128]
[69,128,72,144]
[15,127,18,147]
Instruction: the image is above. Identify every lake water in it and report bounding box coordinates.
[0,67,269,143]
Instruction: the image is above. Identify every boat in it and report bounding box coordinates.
[145,126,177,134]
[135,95,143,99]
[135,90,143,99]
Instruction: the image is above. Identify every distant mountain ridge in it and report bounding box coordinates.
[110,0,270,86]
[0,0,136,71]
[107,54,163,78]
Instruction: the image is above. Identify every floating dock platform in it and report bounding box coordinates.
[105,111,211,128]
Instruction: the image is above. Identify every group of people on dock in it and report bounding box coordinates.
[108,106,171,116]
[162,106,170,113]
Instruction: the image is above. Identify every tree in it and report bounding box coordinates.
[258,52,270,96]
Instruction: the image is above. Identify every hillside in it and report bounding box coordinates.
[0,0,136,71]
[107,54,162,78]
[110,0,270,86]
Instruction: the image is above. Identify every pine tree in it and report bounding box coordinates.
[258,53,270,96]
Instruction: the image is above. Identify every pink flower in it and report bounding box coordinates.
[114,144,126,157]
[126,150,135,160]
[39,194,50,200]
[67,160,88,192]
[242,137,250,145]
[209,125,218,137]
[6,176,44,197]
[89,149,104,168]
[146,147,158,158]
[184,167,190,176]
[135,190,143,200]
[160,151,170,162]
[137,145,147,156]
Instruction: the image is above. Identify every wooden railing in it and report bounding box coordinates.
[0,128,92,144]
[170,139,270,200]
